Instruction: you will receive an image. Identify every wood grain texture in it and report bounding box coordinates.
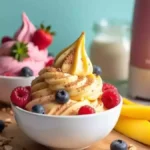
[0,111,149,150]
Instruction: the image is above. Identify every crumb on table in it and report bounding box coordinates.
[128,144,137,150]
[0,135,13,150]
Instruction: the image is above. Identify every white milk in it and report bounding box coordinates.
[90,34,130,82]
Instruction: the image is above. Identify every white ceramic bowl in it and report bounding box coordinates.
[11,98,122,150]
[0,76,35,104]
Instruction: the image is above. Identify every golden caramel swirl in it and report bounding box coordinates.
[25,67,103,115]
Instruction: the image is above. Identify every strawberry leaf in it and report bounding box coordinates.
[46,26,51,31]
[51,31,56,36]
[39,24,56,36]
[10,42,29,62]
[40,24,45,29]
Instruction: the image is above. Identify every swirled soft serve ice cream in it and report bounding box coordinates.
[25,32,104,115]
[10,32,121,116]
[0,12,54,77]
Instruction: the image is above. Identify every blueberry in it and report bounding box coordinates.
[48,52,54,57]
[20,67,33,77]
[32,104,45,114]
[93,65,102,76]
[55,90,69,104]
[110,139,128,150]
[0,120,5,132]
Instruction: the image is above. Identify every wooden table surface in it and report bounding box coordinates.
[1,84,150,149]
[0,109,149,150]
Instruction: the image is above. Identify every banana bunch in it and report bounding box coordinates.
[114,98,150,146]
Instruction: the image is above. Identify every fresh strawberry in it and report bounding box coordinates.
[10,87,30,108]
[102,83,118,92]
[32,24,55,50]
[1,36,12,44]
[3,71,14,76]
[45,59,54,67]
[78,105,95,115]
[101,90,120,109]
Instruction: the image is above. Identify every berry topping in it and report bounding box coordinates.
[3,71,14,76]
[45,59,54,67]
[55,89,69,104]
[0,120,5,132]
[1,36,12,44]
[10,42,29,61]
[48,52,54,57]
[10,87,30,108]
[32,24,55,50]
[25,86,31,93]
[20,67,33,77]
[78,105,95,115]
[93,65,102,76]
[110,139,128,150]
[32,104,45,114]
[102,83,118,92]
[101,90,120,109]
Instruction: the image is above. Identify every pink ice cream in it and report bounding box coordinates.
[0,13,54,76]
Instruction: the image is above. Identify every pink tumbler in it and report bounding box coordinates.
[128,0,150,99]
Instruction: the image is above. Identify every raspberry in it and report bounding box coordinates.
[101,90,120,109]
[78,105,95,115]
[45,59,54,67]
[10,87,30,108]
[3,71,14,76]
[102,83,118,92]
[25,86,31,93]
[1,36,12,44]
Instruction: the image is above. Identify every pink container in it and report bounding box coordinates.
[128,0,150,99]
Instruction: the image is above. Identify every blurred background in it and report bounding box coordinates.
[0,0,134,55]
[1,0,150,101]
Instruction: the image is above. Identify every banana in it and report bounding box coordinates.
[121,105,150,120]
[123,98,136,105]
[115,116,150,146]
[122,98,150,120]
[115,98,150,145]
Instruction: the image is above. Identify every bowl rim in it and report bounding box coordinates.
[11,97,122,119]
[0,75,37,80]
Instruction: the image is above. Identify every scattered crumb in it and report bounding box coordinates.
[4,118,12,124]
[0,107,13,116]
[128,144,137,150]
[9,111,13,116]
[0,135,13,150]
[3,145,13,150]
[1,108,6,113]
[0,107,13,150]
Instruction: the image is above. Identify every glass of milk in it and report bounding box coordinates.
[90,19,131,84]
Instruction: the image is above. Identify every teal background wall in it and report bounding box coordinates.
[0,0,134,55]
